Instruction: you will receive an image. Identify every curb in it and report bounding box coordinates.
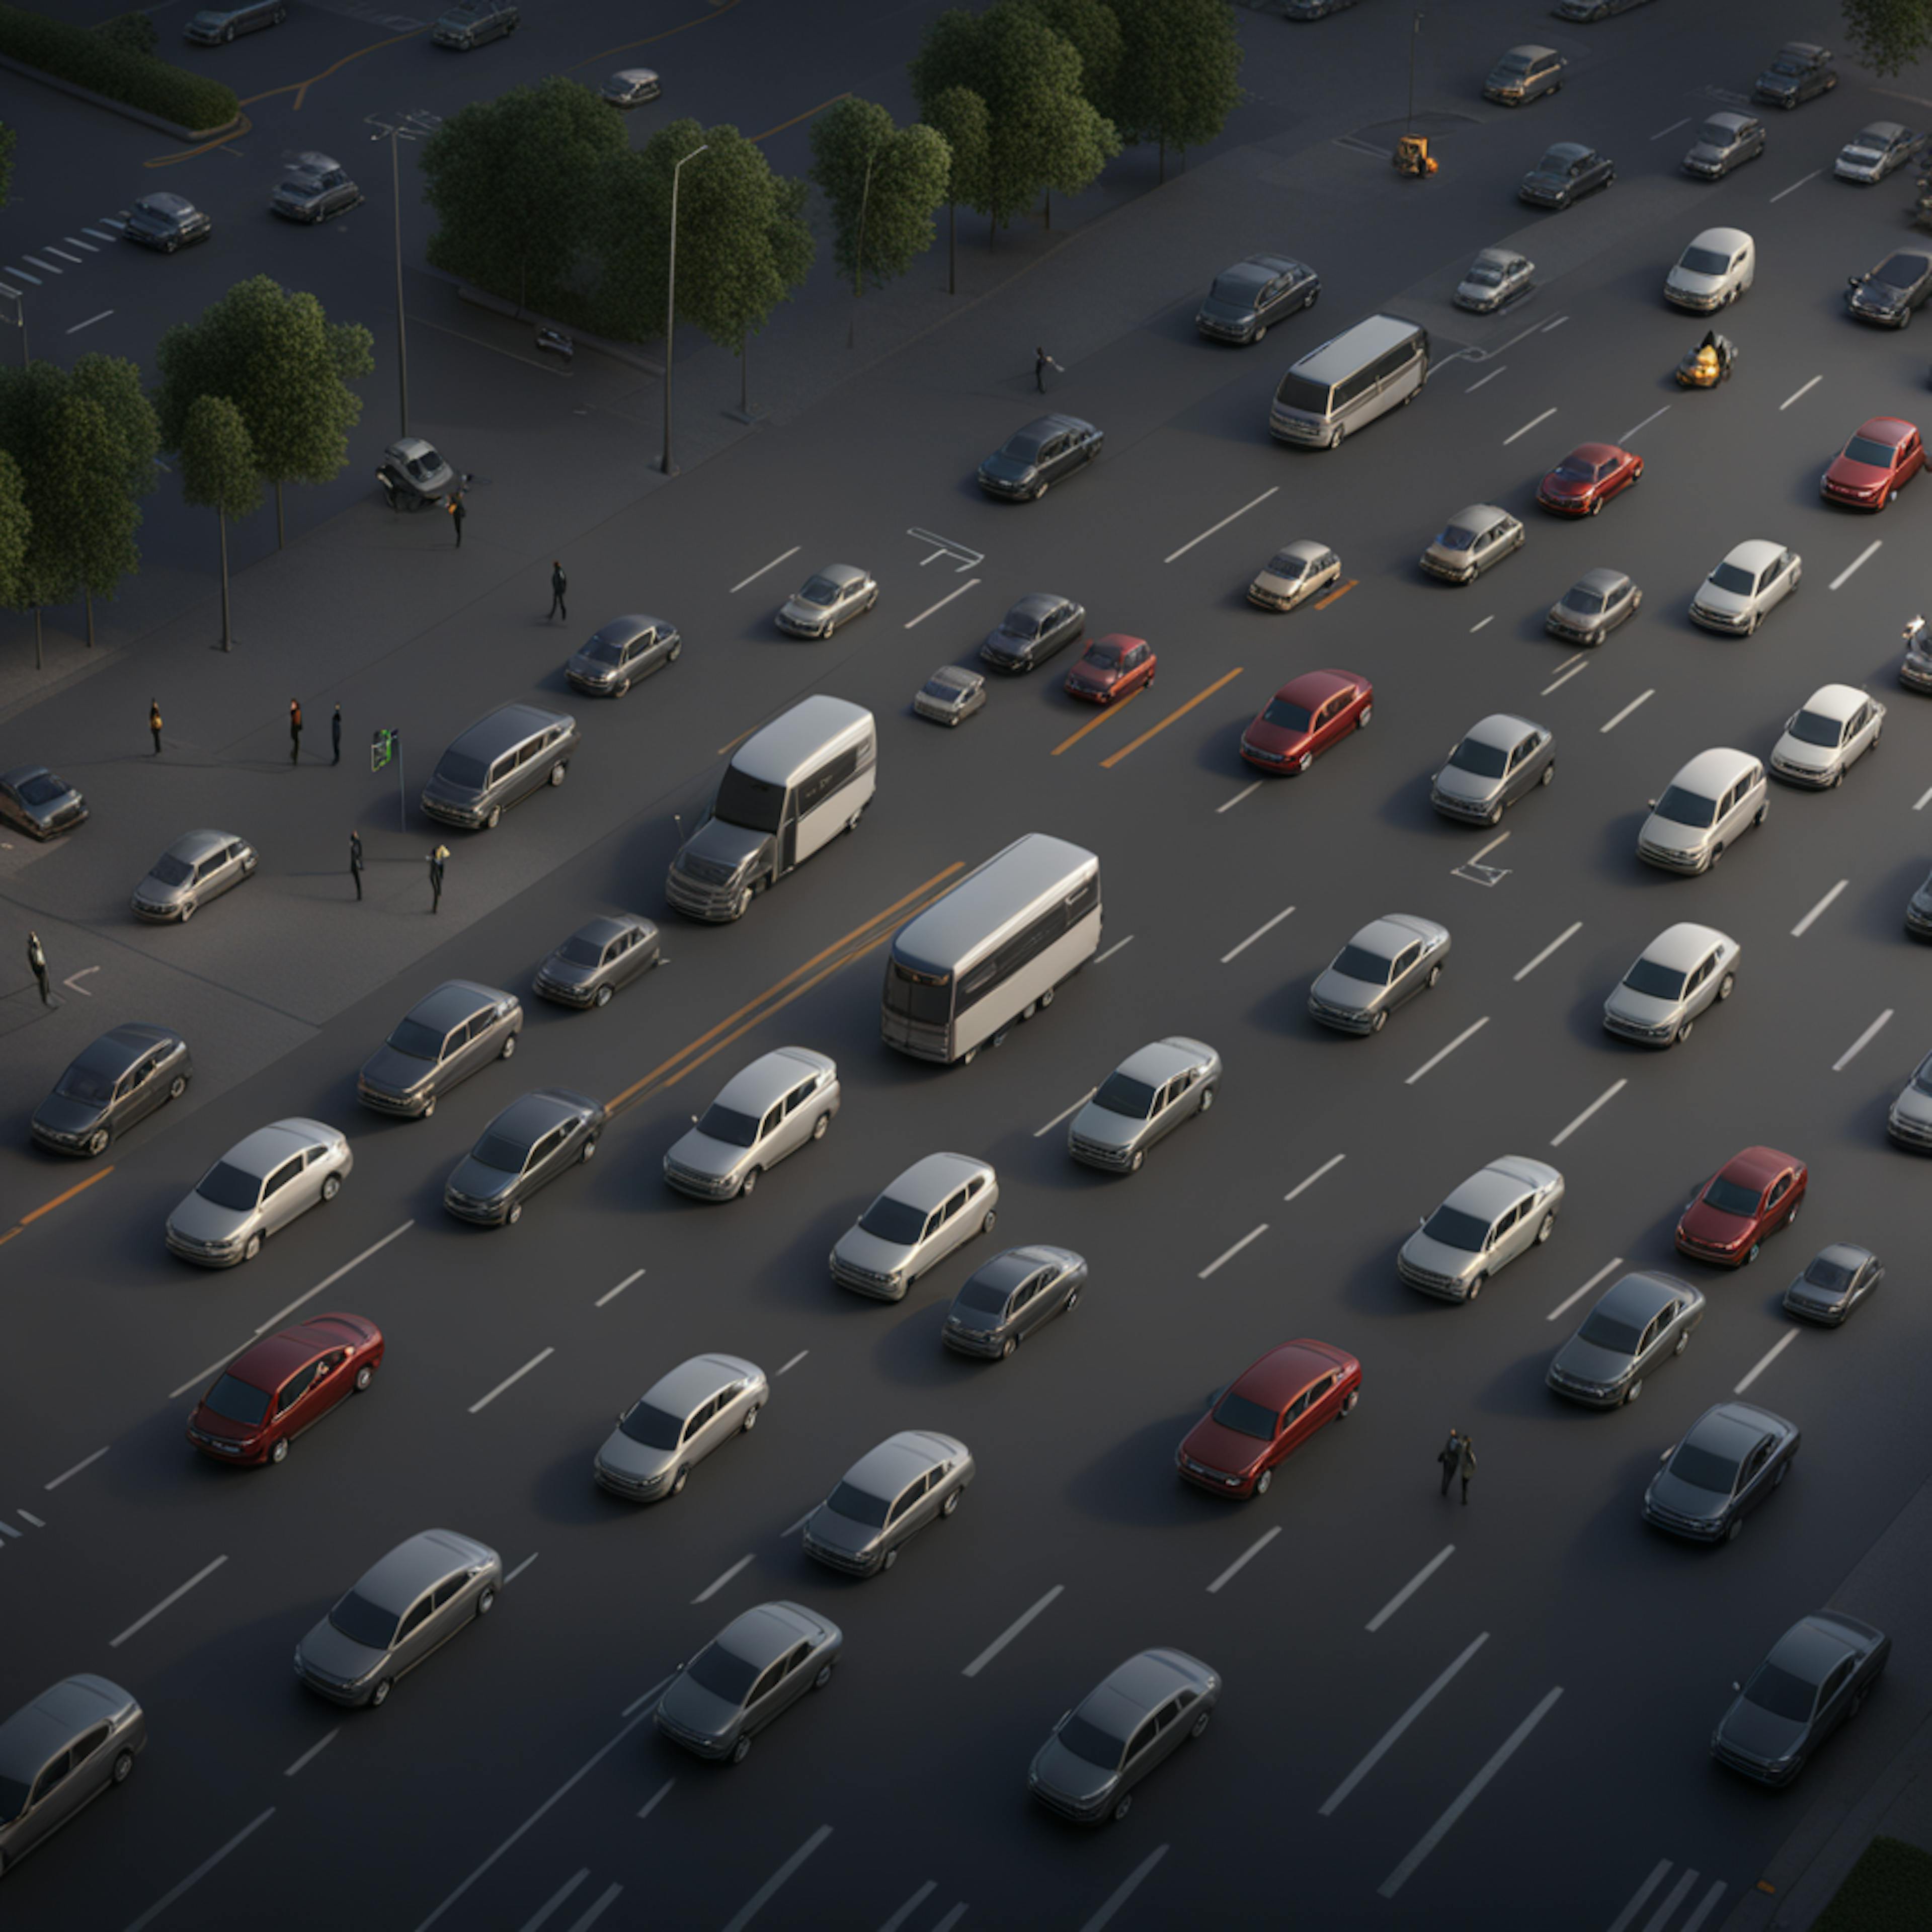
[0,51,240,143]
[456,285,665,378]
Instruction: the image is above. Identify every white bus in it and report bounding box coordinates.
[881,833,1101,1065]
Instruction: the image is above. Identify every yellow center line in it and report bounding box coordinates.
[565,0,745,74]
[1314,578,1357,611]
[1051,690,1142,756]
[752,95,853,143]
[715,722,761,757]
[143,114,254,168]
[1099,669,1244,770]
[0,1165,116,1246]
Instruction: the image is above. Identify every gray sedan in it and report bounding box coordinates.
[1547,1269,1705,1406]
[655,1601,840,1763]
[1068,1037,1219,1173]
[914,665,987,727]
[829,1152,997,1299]
[1454,248,1534,313]
[1194,253,1319,343]
[1835,120,1924,182]
[1887,1049,1932,1149]
[0,1675,145,1878]
[131,829,257,922]
[1713,1613,1889,1785]
[32,1023,191,1157]
[443,1087,605,1226]
[943,1245,1086,1358]
[1308,914,1450,1034]
[1398,1155,1565,1301]
[803,1429,973,1576]
[1643,1401,1800,1544]
[165,1117,351,1266]
[295,1528,501,1708]
[1420,504,1524,584]
[1029,1649,1220,1825]
[0,764,87,839]
[1683,111,1765,178]
[357,980,521,1117]
[1769,682,1883,787]
[1246,540,1341,612]
[776,564,877,638]
[980,593,1086,672]
[565,614,681,696]
[1907,870,1932,940]
[1546,567,1641,643]
[664,1046,839,1200]
[534,914,661,1008]
[1602,921,1739,1048]
[594,1353,766,1500]
[1430,713,1554,826]
[1783,1243,1883,1325]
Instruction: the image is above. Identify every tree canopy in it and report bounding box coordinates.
[1112,0,1244,178]
[1841,0,1932,74]
[809,99,952,294]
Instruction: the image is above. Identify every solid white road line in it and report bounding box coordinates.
[1834,1009,1893,1071]
[1284,1152,1345,1201]
[1551,1079,1626,1148]
[283,1730,338,1779]
[1206,1526,1280,1594]
[45,1445,109,1490]
[1791,878,1847,937]
[930,1907,968,1932]
[1465,367,1506,393]
[62,235,100,251]
[505,1552,540,1587]
[1514,922,1582,982]
[1540,316,1568,333]
[19,1510,43,1527]
[1681,1879,1728,1930]
[254,1219,415,1335]
[1035,1088,1096,1137]
[721,1825,834,1932]
[469,1347,554,1415]
[1377,1686,1564,1896]
[963,1584,1064,1677]
[904,578,979,629]
[621,1675,673,1718]
[1640,1869,1700,1932]
[123,1808,275,1932]
[110,1555,227,1649]
[1364,1546,1458,1634]
[1321,1632,1487,1816]
[1503,407,1557,446]
[1404,1017,1489,1087]
[1916,783,1932,811]
[1619,406,1670,441]
[414,1709,661,1929]
[1769,168,1821,202]
[692,1553,756,1604]
[730,546,799,593]
[1221,904,1295,963]
[1095,935,1135,963]
[1607,1860,1672,1932]
[1216,780,1262,814]
[1469,615,1494,633]
[879,1882,938,1932]
[636,1779,675,1821]
[519,1870,587,1931]
[1164,487,1279,564]
[170,1349,236,1404]
[1599,689,1654,733]
[782,1509,815,1538]
[1650,117,1693,138]
[562,1882,622,1930]
[66,310,113,334]
[1077,1844,1170,1932]
[1546,1258,1626,1324]
[776,1349,809,1375]
[1830,541,1881,590]
[1735,1330,1797,1395]
[1780,375,1822,411]
[595,1268,644,1307]
[1540,660,1590,697]
[1198,1224,1268,1280]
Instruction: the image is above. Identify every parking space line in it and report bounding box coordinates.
[1404,1018,1489,1087]
[85,227,119,241]
[692,1553,755,1604]
[904,577,979,629]
[1769,168,1821,202]
[1607,1860,1673,1932]
[879,1883,938,1932]
[930,1906,968,1932]
[468,1348,554,1416]
[1034,1088,1096,1138]
[1599,689,1653,734]
[777,1349,809,1374]
[1551,1079,1626,1147]
[45,1445,109,1491]
[1833,1008,1892,1071]
[729,546,799,593]
[1546,1258,1625,1324]
[595,1268,644,1308]
[1364,1547,1458,1634]
[1619,406,1670,442]
[519,1870,587,1931]
[62,235,99,252]
[1540,316,1568,333]
[1095,935,1135,963]
[1077,1845,1169,1932]
[1220,904,1295,963]
[1099,668,1243,769]
[1206,1525,1280,1594]
[44,246,83,263]
[1641,1869,1701,1932]
[66,310,113,334]
[283,1730,339,1779]
[636,1780,675,1822]
[18,1509,43,1528]
[110,1555,227,1649]
[1284,1152,1345,1201]
[1779,375,1822,412]
[1829,541,1881,590]
[1514,921,1581,982]
[22,256,62,275]
[1051,691,1142,756]
[1198,1225,1268,1280]
[1503,407,1556,447]
[1735,1330,1797,1395]
[963,1584,1063,1677]
[3,265,42,285]
[1164,486,1277,564]
[1682,1880,1728,1930]
[253,1219,415,1336]
[1461,831,1509,871]
[1791,879,1847,937]
[721,1825,833,1932]
[1216,780,1261,814]
[124,1808,275,1932]
[1321,1631,1487,1813]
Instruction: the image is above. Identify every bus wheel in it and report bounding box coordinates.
[1022,1001,1038,1020]
[1039,986,1055,1008]
[960,1045,978,1066]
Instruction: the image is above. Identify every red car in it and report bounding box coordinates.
[1239,668,1373,775]
[1536,440,1643,516]
[186,1312,384,1466]
[1064,632,1156,704]
[1177,1339,1361,1499]
[1674,1147,1807,1268]
[1820,415,1923,510]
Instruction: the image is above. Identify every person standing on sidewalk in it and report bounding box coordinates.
[27,931,51,1005]
[331,705,343,766]
[548,560,568,623]
[1035,346,1062,392]
[349,829,364,901]
[427,843,448,913]
[448,496,466,548]
[149,699,163,755]
[289,699,303,765]
[1459,1433,1477,1505]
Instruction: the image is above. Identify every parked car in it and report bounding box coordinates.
[654,1601,840,1763]
[601,67,661,107]
[1176,1339,1361,1497]
[1770,683,1884,787]
[165,1118,350,1267]
[1308,913,1450,1034]
[185,2,286,42]
[1398,1156,1564,1301]
[1484,44,1565,105]
[775,563,877,638]
[1547,1270,1704,1407]
[565,614,681,696]
[32,1023,191,1157]
[1602,922,1739,1047]
[420,703,578,829]
[981,593,1086,672]
[1068,1037,1220,1174]
[1029,1650,1220,1824]
[1845,250,1932,328]
[593,1354,766,1500]
[802,1430,973,1576]
[1820,417,1923,510]
[1637,748,1768,873]
[1714,1614,1889,1784]
[914,665,987,726]
[1194,254,1319,343]
[1247,540,1341,611]
[943,1245,1086,1359]
[663,1048,839,1200]
[0,764,85,840]
[1064,633,1155,703]
[1835,121,1924,182]
[1753,42,1836,108]
[1420,503,1525,581]
[432,0,519,49]
[122,194,212,252]
[830,1152,997,1299]
[357,981,521,1117]
[1546,568,1641,644]
[1887,1048,1932,1148]
[1664,227,1755,311]
[1537,442,1642,516]
[1904,624,1932,696]
[977,414,1103,500]
[1907,871,1932,938]
[1689,540,1799,634]
[443,1089,604,1227]
[187,1314,383,1466]
[534,914,661,1009]
[1783,1243,1883,1325]
[1430,712,1554,826]
[294,1530,502,1707]
[1519,143,1615,208]
[1682,112,1766,177]
[1454,248,1534,312]
[1675,1146,1807,1266]
[0,1676,145,1877]
[131,828,256,922]
[378,436,454,507]
[270,154,362,223]
[1644,1402,1800,1543]
[1239,667,1372,774]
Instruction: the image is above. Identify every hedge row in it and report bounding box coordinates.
[1815,1837,1932,1932]
[0,4,238,132]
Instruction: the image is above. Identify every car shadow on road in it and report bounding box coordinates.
[1476,1345,1570,1420]
[867,1294,996,1389]
[529,1442,641,1530]
[1062,1413,1241,1530]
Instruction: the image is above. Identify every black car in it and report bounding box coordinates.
[942,1245,1087,1358]
[1643,1400,1800,1544]
[565,614,681,697]
[123,194,212,254]
[32,1025,192,1158]
[1195,254,1319,344]
[0,764,87,839]
[980,594,1086,672]
[1281,0,1361,16]
[271,155,363,224]
[432,0,519,48]
[1518,142,1615,209]
[977,415,1102,500]
[443,1088,606,1226]
[357,980,523,1118]
[533,914,662,1009]
[1753,42,1835,108]
[1846,251,1932,328]
[1553,0,1656,18]
[1782,1242,1883,1326]
[1712,1613,1889,1785]
[1682,112,1765,179]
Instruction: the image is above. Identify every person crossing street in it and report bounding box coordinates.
[349,830,364,902]
[427,843,448,913]
[289,699,303,765]
[149,699,163,755]
[548,560,568,622]
[1459,1433,1477,1505]
[28,931,51,1005]
[332,705,343,766]
[448,496,466,548]
[1437,1428,1462,1498]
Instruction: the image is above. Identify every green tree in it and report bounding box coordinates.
[95,11,157,56]
[68,352,159,645]
[809,100,951,298]
[1111,0,1244,182]
[1024,0,1124,126]
[0,120,14,213]
[0,448,31,664]
[178,394,259,655]
[923,85,991,293]
[421,75,627,316]
[1842,0,1932,74]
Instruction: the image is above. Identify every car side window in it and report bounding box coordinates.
[1393,944,1422,977]
[757,1102,784,1142]
[681,1397,719,1443]
[1820,1659,1856,1704]
[782,1080,816,1117]
[1151,1696,1185,1735]
[1742,1443,1772,1485]
[263,1155,304,1198]
[1126,1717,1160,1760]
[397,1596,435,1642]
[886,1483,920,1526]
[747,1660,784,1706]
[1280,1391,1311,1429]
[1307,1373,1335,1405]
[1767,1175,1790,1205]
[195,854,225,882]
[69,1724,110,1768]
[30,1750,71,1807]
[278,1362,320,1412]
[1508,739,1534,772]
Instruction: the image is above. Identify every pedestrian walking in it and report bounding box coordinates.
[376,467,398,513]
[349,829,364,902]
[448,496,465,548]
[1437,1428,1461,1497]
[331,704,343,767]
[427,843,448,914]
[27,930,51,1006]
[149,698,163,755]
[289,698,303,765]
[1034,345,1062,393]
[548,560,568,623]
[1459,1434,1477,1506]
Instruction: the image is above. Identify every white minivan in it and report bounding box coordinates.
[1665,227,1755,312]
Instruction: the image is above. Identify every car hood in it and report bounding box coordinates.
[136,873,191,905]
[1069,662,1123,687]
[1667,267,1727,297]
[664,1127,748,1180]
[595,1430,673,1484]
[538,954,598,989]
[1244,718,1313,757]
[1604,985,1679,1027]
[834,1227,911,1275]
[360,1043,435,1096]
[299,1617,388,1685]
[1425,539,1478,566]
[1399,1230,1480,1281]
[1693,581,1750,616]
[1772,730,1836,771]
[1540,471,1595,500]
[658,1673,742,1740]
[983,625,1040,658]
[447,1155,518,1204]
[1031,1735,1117,1807]
[1826,456,1889,489]
[1069,1101,1139,1152]
[1639,811,1706,855]
[805,1504,879,1557]
[1521,168,1569,191]
[1839,145,1885,167]
[566,648,622,680]
[1311,967,1385,1012]
[1891,1085,1932,1128]
[1179,1416,1262,1475]
[682,819,769,874]
[1198,296,1258,324]
[168,1191,250,1244]
[1679,1200,1753,1246]
[1684,141,1732,166]
[1717,1698,1808,1764]
[1456,278,1501,302]
[1550,1335,1632,1385]
[1549,600,1610,631]
[1251,570,1302,598]
[1433,764,1501,803]
[33,1093,106,1136]
[127,207,185,233]
[979,451,1036,486]
[1648,1468,1729,1521]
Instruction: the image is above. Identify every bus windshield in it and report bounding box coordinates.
[884,960,952,1025]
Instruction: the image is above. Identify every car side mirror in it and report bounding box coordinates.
[1418,1216,1427,1229]
[1731,1680,1742,1693]
[1847,275,1862,288]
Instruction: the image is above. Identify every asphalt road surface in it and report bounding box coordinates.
[4,3,1932,1928]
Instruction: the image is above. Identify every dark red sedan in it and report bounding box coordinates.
[1239,668,1373,775]
[1064,632,1156,704]
[186,1312,384,1466]
[1177,1339,1361,1499]
[1675,1147,1807,1268]
[1820,415,1923,510]
[1536,440,1643,516]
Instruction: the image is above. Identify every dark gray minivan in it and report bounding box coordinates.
[421,704,579,830]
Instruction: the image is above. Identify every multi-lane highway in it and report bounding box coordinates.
[4,2,1932,1927]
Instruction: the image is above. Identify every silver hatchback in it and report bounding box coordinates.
[1430,713,1554,826]
[1547,1269,1705,1406]
[664,1048,838,1200]
[1689,539,1799,634]
[1770,683,1884,787]
[1420,504,1524,584]
[131,829,257,921]
[1546,566,1641,643]
[830,1152,997,1299]
[776,563,877,638]
[1068,1037,1220,1173]
[534,914,662,1008]
[914,665,988,727]
[1602,922,1740,1046]
[943,1245,1087,1358]
[165,1117,351,1266]
[802,1429,973,1576]
[1637,748,1767,873]
[0,1676,145,1878]
[1308,914,1450,1033]
[655,1601,841,1763]
[594,1353,766,1500]
[1399,1155,1565,1301]
[1029,1649,1221,1825]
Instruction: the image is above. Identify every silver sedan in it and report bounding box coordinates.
[1029,1649,1220,1825]
[1247,540,1341,611]
[1689,539,1799,634]
[565,614,681,697]
[1308,914,1450,1033]
[654,1601,840,1763]
[0,1676,145,1877]
[664,1047,838,1200]
[1430,713,1554,826]
[165,1117,351,1266]
[829,1152,997,1299]
[1602,922,1740,1047]
[1068,1037,1220,1173]
[776,564,877,638]
[131,829,257,922]
[1547,1269,1705,1406]
[1886,1049,1932,1151]
[802,1429,973,1576]
[594,1354,766,1500]
[1455,247,1534,312]
[914,665,987,727]
[1545,567,1641,643]
[1398,1155,1565,1301]
[1769,682,1884,787]
[1419,504,1524,584]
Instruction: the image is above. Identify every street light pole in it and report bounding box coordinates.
[1406,9,1423,131]
[660,142,709,478]
[367,109,440,440]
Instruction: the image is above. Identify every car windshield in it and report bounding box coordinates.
[711,766,785,835]
[1803,1256,1855,1292]
[1875,256,1927,288]
[279,176,321,196]
[1654,785,1718,829]
[1678,247,1731,276]
[1845,135,1886,154]
[1467,262,1504,286]
[329,1589,398,1651]
[196,1161,262,1211]
[1209,273,1262,305]
[1697,121,1736,145]
[0,1773,29,1827]
[1094,1072,1158,1120]
[434,751,489,790]
[1703,1175,1762,1216]
[685,1642,762,1705]
[1842,435,1900,468]
[1577,1307,1645,1353]
[1261,697,1314,734]
[922,675,965,699]
[1743,1659,1819,1721]
[1438,524,1478,550]
[56,1063,116,1104]
[18,772,65,804]
[1669,1441,1741,1493]
[1003,611,1044,640]
[1423,1204,1492,1251]
[557,935,606,968]
[1213,1391,1277,1440]
[696,1103,761,1148]
[1332,943,1395,985]
[1624,957,1688,1000]
[149,854,193,887]
[1789,709,1844,748]
[204,1373,272,1426]
[1536,148,1572,172]
[619,1400,684,1449]
[1449,738,1509,779]
[1560,584,1607,614]
[1000,432,1045,463]
[404,446,443,479]
[1771,55,1807,76]
[1273,372,1332,415]
[1917,1054,1932,1094]
[386,1016,445,1060]
[1086,642,1127,669]
[1708,562,1758,595]
[583,635,628,666]
[858,1194,928,1244]
[471,1132,532,1174]
[1267,552,1308,579]
[826,1480,891,1527]
[1058,1713,1127,1772]
[1554,455,1601,480]
[956,1274,1016,1314]
[1495,53,1532,74]
[796,576,840,606]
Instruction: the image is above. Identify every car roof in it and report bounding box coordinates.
[1540,142,1592,164]
[880,1151,992,1211]
[480,1088,595,1147]
[1640,921,1731,971]
[1670,746,1757,792]
[1572,567,1632,594]
[965,1245,1077,1296]
[712,1601,821,1670]
[1088,631,1146,653]
[1274,668,1359,707]
[1596,1270,1689,1325]
[1799,683,1866,721]
[613,66,658,81]
[1682,1407,1765,1461]
[564,915,632,951]
[289,150,341,171]
[1874,251,1932,277]
[643,1352,760,1416]
[1469,248,1523,270]
[714,1046,831,1114]
[222,1318,351,1390]
[447,703,573,761]
[1703,111,1755,132]
[141,193,195,215]
[164,828,241,862]
[1560,442,1625,467]
[1080,1651,1206,1736]
[811,563,868,589]
[925,665,981,690]
[1349,913,1443,956]
[406,979,503,1031]
[1291,313,1423,385]
[1021,413,1094,438]
[1854,415,1916,444]
[1232,1338,1352,1405]
[1812,1241,1875,1270]
[1214,260,1271,287]
[732,695,873,787]
[587,614,666,641]
[1114,1036,1213,1086]
[387,436,440,462]
[1275,539,1330,564]
[0,1677,132,1778]
[1856,121,1910,141]
[354,1530,494,1613]
[1005,593,1065,622]
[220,1117,332,1177]
[73,1023,176,1074]
[891,832,1097,977]
[1778,41,1828,58]
[1688,226,1751,253]
[1463,712,1540,750]
[1447,503,1511,531]
[841,1429,964,1498]
[1717,1144,1801,1186]
[1444,1161,1543,1219]
[1502,42,1557,57]
[1764,1620,1854,1685]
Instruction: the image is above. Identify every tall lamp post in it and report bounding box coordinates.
[1405,9,1423,131]
[660,142,709,477]
[848,147,877,350]
[366,109,440,439]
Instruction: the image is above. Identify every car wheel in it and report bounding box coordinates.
[1128,1149,1145,1172]
[244,1232,263,1262]
[1426,963,1442,989]
[476,1586,496,1617]
[1338,1388,1358,1417]
[549,762,567,787]
[1786,1202,1800,1228]
[222,22,235,38]
[1540,761,1555,787]
[738,1167,759,1198]
[111,1748,134,1786]
[86,1129,111,1157]
[1297,753,1314,773]
[169,1074,189,1102]
[813,1661,835,1690]
[1831,767,1845,788]
[1466,1274,1485,1301]
[1253,324,1267,342]
[1303,287,1318,310]
[669,1466,689,1497]
[1254,1469,1272,1497]
[1536,1212,1555,1245]
[730,1736,751,1764]
[940,1487,961,1519]
[1743,1240,1760,1264]
[1487,802,1505,827]
[485,806,503,829]
[420,1095,437,1117]
[369,1679,393,1708]
[1672,1330,1688,1356]
[1198,1085,1215,1113]
[1851,1688,1867,1718]
[614,679,631,698]
[1753,799,1768,826]
[1675,1018,1695,1045]
[1370,1009,1387,1032]
[504,1201,525,1226]
[947,715,959,728]
[1588,497,1602,516]
[269,1437,290,1465]
[321,1172,342,1202]
[1001,1336,1017,1358]
[179,900,195,922]
[741,1403,760,1433]
[1707,843,1724,869]
[1063,1287,1079,1313]
[881,1548,898,1573]
[1191,1709,1212,1739]
[580,1134,598,1163]
[355,1363,375,1391]
[1328,423,1346,449]
[594,983,614,1008]
[959,1044,978,1066]
[1033,480,1049,501]
[1357,704,1373,730]
[1112,1794,1133,1822]
[667,639,682,663]
[1717,972,1735,1001]
[732,889,753,920]
[1622,1379,1642,1406]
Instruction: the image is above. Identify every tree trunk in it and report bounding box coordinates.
[947,198,956,295]
[275,479,285,549]
[740,335,750,416]
[1044,188,1052,231]
[85,592,94,648]
[1158,136,1167,185]
[32,604,42,672]
[217,510,232,653]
